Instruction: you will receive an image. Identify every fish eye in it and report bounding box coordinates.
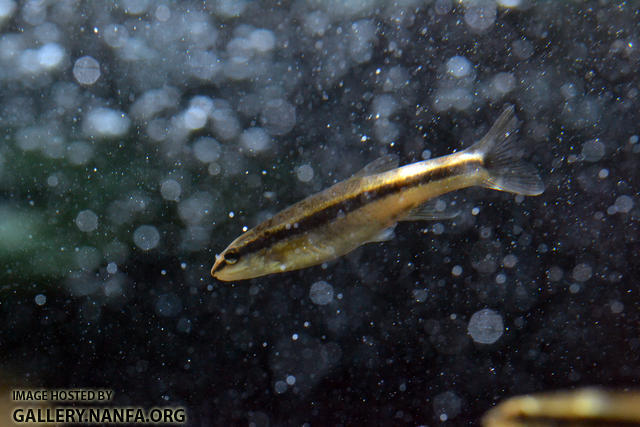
[225,252,239,264]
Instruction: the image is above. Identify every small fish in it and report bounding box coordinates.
[212,105,543,281]
[482,388,640,427]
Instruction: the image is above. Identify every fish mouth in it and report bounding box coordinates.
[210,254,224,278]
[211,254,247,281]
[211,259,267,282]
[212,266,245,282]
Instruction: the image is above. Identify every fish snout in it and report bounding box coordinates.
[210,254,224,278]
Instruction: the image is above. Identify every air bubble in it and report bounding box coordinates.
[75,210,98,232]
[72,56,101,85]
[296,164,314,183]
[160,179,181,202]
[468,308,504,344]
[309,281,334,305]
[133,225,160,250]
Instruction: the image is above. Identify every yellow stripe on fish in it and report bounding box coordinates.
[212,105,543,281]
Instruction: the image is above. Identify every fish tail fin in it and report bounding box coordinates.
[469,105,544,196]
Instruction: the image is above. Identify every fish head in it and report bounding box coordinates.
[210,249,245,281]
[211,245,284,281]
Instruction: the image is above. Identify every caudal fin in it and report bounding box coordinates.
[469,105,544,196]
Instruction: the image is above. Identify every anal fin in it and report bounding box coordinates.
[401,199,460,221]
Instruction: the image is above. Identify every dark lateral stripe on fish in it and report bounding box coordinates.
[230,158,482,258]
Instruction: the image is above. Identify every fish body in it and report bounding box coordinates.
[212,106,543,281]
[482,388,640,426]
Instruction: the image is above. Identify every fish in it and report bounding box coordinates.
[482,388,640,426]
[211,105,543,281]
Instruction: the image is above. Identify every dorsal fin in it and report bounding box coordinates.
[351,154,399,178]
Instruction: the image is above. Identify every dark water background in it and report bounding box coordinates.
[1,1,638,425]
